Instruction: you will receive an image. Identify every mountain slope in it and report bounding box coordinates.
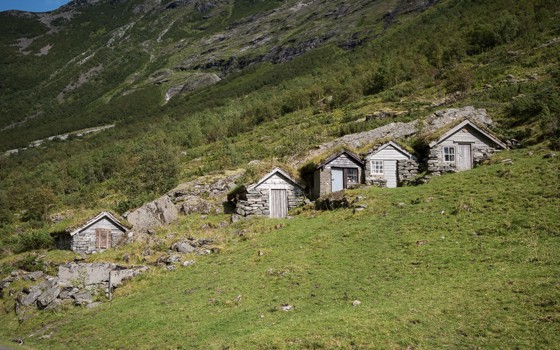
[1,149,558,349]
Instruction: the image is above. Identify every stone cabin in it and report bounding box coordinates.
[364,141,418,188]
[232,168,306,218]
[313,150,364,198]
[51,211,130,253]
[428,119,507,175]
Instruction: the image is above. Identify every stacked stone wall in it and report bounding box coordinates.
[397,159,419,184]
[235,188,305,217]
[428,145,498,175]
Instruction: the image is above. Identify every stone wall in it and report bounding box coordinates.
[313,168,332,198]
[427,145,498,175]
[364,161,387,187]
[397,159,419,184]
[235,188,305,217]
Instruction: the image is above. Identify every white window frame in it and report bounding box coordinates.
[371,160,384,174]
[443,146,455,162]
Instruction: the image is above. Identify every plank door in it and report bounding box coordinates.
[95,228,112,249]
[270,189,288,218]
[331,168,344,192]
[384,160,398,188]
[456,144,472,171]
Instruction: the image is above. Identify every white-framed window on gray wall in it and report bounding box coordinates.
[371,160,384,174]
[443,146,455,162]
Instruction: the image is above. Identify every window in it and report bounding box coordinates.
[443,146,455,162]
[346,168,358,183]
[371,160,384,174]
[95,228,112,249]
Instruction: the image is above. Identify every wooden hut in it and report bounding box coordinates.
[51,211,130,253]
[428,119,507,174]
[312,150,364,198]
[365,141,418,188]
[232,168,306,218]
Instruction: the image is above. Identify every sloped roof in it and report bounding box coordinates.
[66,211,129,237]
[316,149,364,170]
[429,119,507,149]
[365,141,416,160]
[247,167,305,191]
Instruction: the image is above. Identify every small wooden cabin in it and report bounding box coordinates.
[233,168,306,218]
[428,119,507,174]
[51,211,130,253]
[313,150,364,198]
[365,141,417,188]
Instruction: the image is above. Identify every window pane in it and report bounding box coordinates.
[347,168,358,183]
[372,160,384,174]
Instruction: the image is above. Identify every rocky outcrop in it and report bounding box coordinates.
[164,73,221,102]
[7,263,147,312]
[421,106,493,134]
[125,195,179,233]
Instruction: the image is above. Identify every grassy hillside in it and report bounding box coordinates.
[1,148,558,349]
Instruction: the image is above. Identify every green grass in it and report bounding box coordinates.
[1,149,558,349]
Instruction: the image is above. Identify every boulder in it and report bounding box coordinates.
[171,241,196,254]
[72,292,94,306]
[19,289,43,306]
[58,263,114,286]
[44,299,63,310]
[110,266,148,288]
[22,271,44,281]
[126,195,178,233]
[179,196,211,215]
[37,287,61,308]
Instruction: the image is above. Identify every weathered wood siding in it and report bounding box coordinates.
[428,125,501,175]
[365,145,413,188]
[71,217,127,253]
[235,173,305,218]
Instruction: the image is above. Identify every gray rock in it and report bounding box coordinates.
[72,292,94,305]
[171,241,196,254]
[164,254,181,264]
[37,287,61,308]
[280,304,294,311]
[22,271,44,281]
[44,299,62,310]
[0,277,14,290]
[58,263,114,286]
[182,260,196,267]
[110,266,148,288]
[58,289,74,300]
[231,214,241,223]
[19,289,43,306]
[352,300,361,306]
[126,195,178,233]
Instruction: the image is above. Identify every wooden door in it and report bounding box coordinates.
[331,168,344,192]
[95,228,112,249]
[456,144,472,171]
[270,189,288,218]
[384,160,398,188]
